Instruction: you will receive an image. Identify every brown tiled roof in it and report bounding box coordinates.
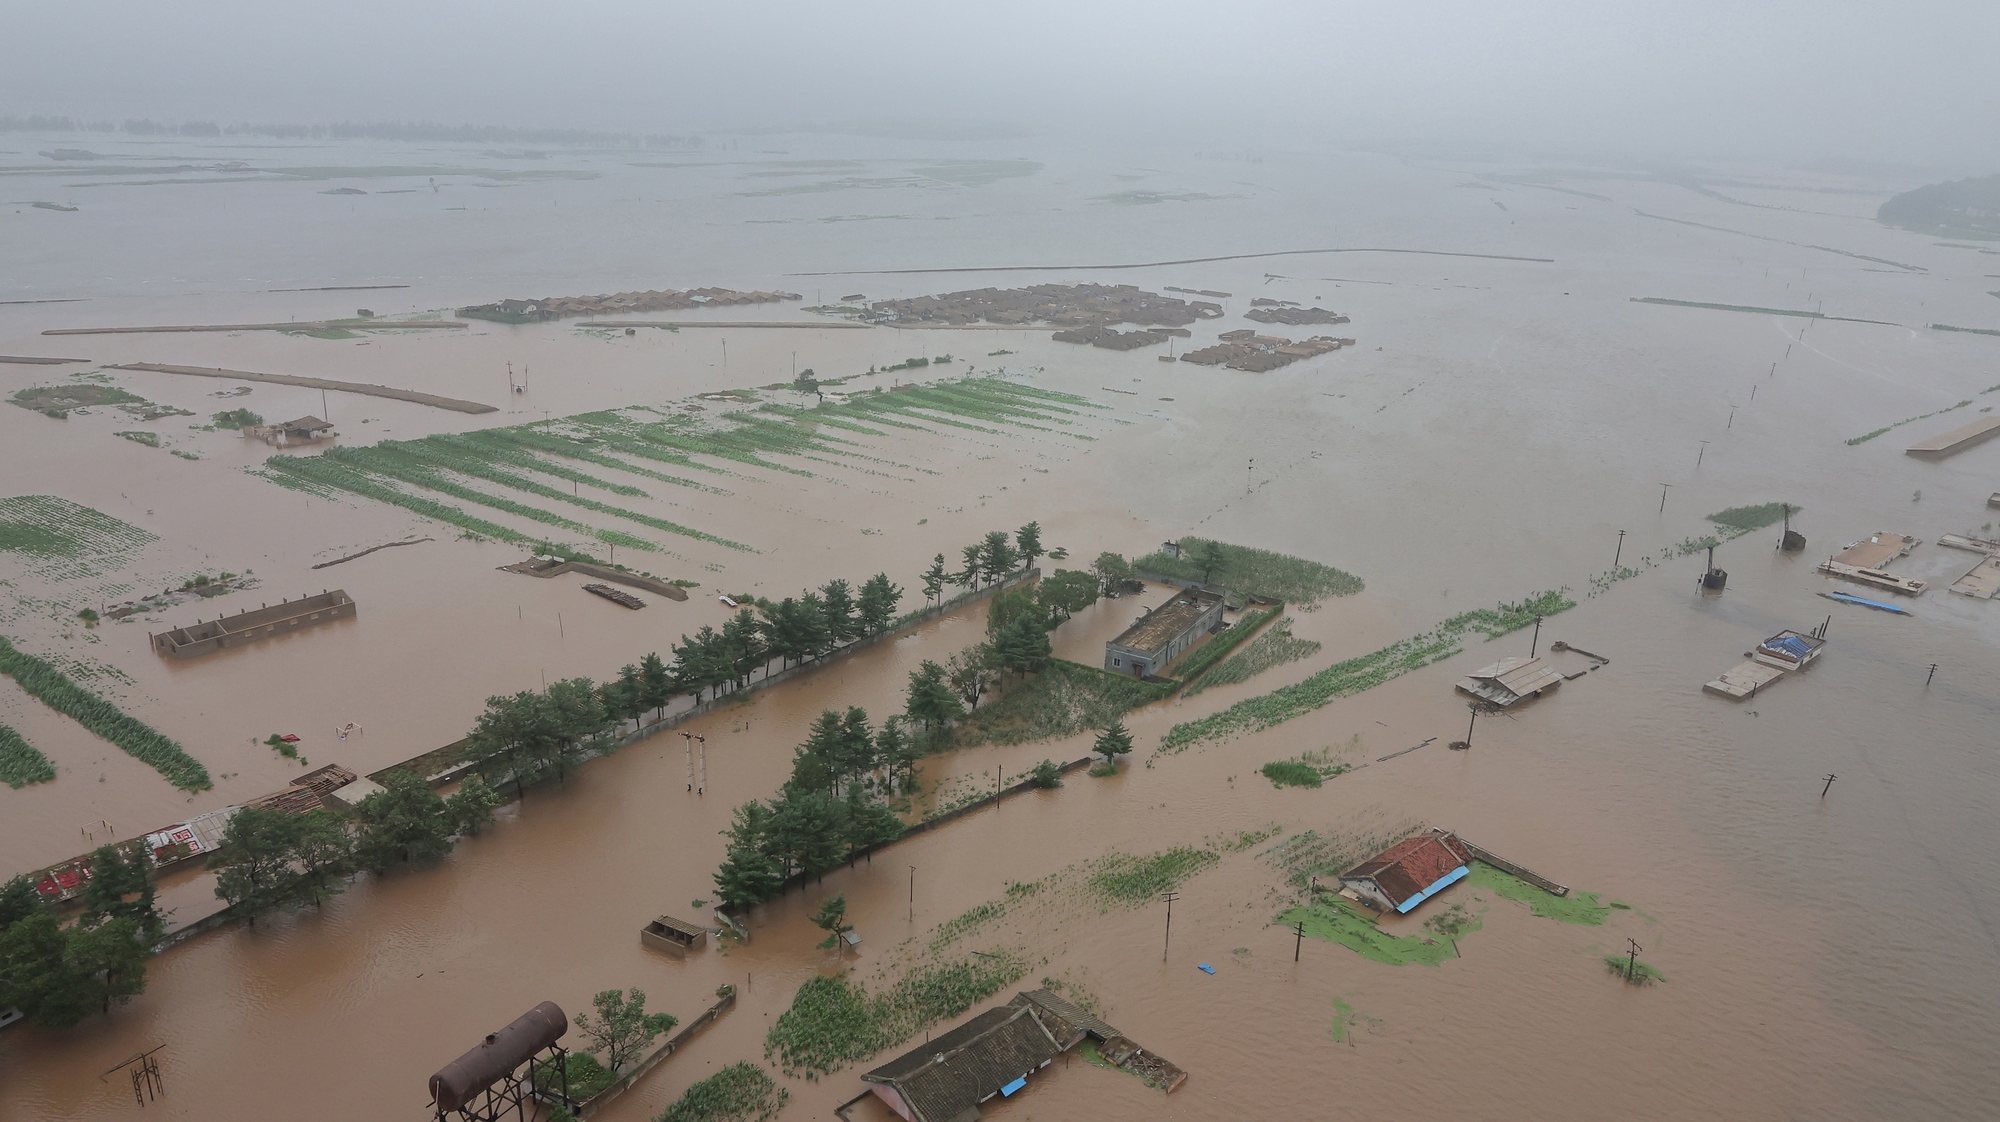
[1010,990,1118,1047]
[1342,832,1471,906]
[863,1003,1062,1122]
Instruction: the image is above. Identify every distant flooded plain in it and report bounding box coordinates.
[2,136,1998,1121]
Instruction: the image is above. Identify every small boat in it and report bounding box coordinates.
[1818,590,1912,616]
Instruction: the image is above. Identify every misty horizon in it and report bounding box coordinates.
[7,0,1999,170]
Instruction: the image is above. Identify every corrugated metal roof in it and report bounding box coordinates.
[1457,656,1562,704]
[863,1003,1061,1122]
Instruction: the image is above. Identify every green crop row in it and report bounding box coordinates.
[1086,846,1220,904]
[1186,617,1322,696]
[660,1062,788,1122]
[765,951,1025,1076]
[0,635,209,791]
[1137,537,1364,607]
[0,495,156,559]
[1160,589,1575,753]
[0,723,56,787]
[1173,605,1282,687]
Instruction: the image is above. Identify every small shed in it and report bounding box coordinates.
[279,415,334,440]
[1339,831,1473,915]
[640,914,708,957]
[1752,629,1826,670]
[1455,656,1563,707]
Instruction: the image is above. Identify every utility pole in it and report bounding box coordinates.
[1464,705,1478,747]
[1697,440,1709,466]
[1727,404,1737,430]
[908,865,916,924]
[1625,937,1642,982]
[1926,663,1938,688]
[1293,920,1306,962]
[1659,483,1672,514]
[1530,616,1542,659]
[682,732,694,792]
[1821,773,1837,799]
[1160,890,1179,961]
[697,735,706,796]
[1615,529,1627,569]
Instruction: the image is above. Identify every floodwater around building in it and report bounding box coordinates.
[2,136,1998,1122]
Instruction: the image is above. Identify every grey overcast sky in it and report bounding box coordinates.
[8,0,1997,165]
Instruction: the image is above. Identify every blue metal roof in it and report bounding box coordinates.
[1393,863,1469,913]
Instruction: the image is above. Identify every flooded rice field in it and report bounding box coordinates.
[2,136,1998,1121]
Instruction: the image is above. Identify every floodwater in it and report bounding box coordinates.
[2,135,1998,1121]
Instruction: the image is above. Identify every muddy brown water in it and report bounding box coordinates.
[2,140,1998,1121]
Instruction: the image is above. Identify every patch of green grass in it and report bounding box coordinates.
[1136,538,1362,606]
[0,496,155,578]
[950,658,1168,748]
[0,723,56,787]
[1260,761,1324,788]
[764,952,1025,1076]
[1185,615,1320,696]
[1278,897,1479,966]
[1604,954,1666,985]
[114,430,161,448]
[1707,502,1798,531]
[1465,863,1611,924]
[1086,846,1219,905]
[1330,996,1355,1042]
[532,1051,616,1102]
[929,901,1007,952]
[660,1061,788,1122]
[1847,395,1979,444]
[1173,604,1280,687]
[1160,590,1573,753]
[0,635,209,790]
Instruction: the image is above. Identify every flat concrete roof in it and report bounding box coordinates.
[1108,588,1223,657]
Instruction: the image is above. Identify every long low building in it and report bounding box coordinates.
[1103,587,1225,678]
[1339,831,1473,914]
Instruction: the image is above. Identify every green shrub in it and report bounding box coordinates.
[1029,759,1062,788]
[659,1061,788,1122]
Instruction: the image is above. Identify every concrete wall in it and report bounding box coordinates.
[151,589,356,658]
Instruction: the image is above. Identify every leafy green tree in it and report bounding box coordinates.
[787,711,844,796]
[713,803,782,913]
[614,663,647,731]
[875,719,919,794]
[1093,721,1135,767]
[1015,522,1044,570]
[469,690,556,800]
[212,807,303,925]
[353,772,454,873]
[811,895,854,953]
[956,543,983,589]
[0,913,90,1026]
[638,652,674,719]
[1092,551,1135,596]
[575,987,677,1073]
[1038,569,1100,627]
[992,612,1053,676]
[791,368,822,407]
[1030,759,1063,788]
[1193,539,1228,586]
[0,874,46,927]
[857,573,901,636]
[546,676,611,775]
[979,530,1020,585]
[289,810,354,908]
[842,787,904,853]
[921,553,948,607]
[770,790,846,883]
[945,645,994,711]
[445,774,501,837]
[68,917,148,1015]
[903,659,963,737]
[719,609,766,688]
[78,842,162,942]
[820,579,858,646]
[796,592,833,659]
[986,586,1041,637]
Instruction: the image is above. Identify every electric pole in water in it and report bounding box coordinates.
[1697,440,1709,466]
[1926,663,1938,687]
[1530,616,1542,658]
[908,865,916,924]
[1293,920,1306,962]
[1615,529,1627,569]
[1625,937,1642,982]
[1659,483,1672,514]
[1160,891,1179,961]
[1821,773,1837,799]
[682,732,694,791]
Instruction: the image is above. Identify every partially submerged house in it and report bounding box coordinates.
[1455,656,1563,707]
[858,990,1176,1122]
[1103,587,1225,678]
[1339,831,1473,915]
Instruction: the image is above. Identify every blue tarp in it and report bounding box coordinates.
[1765,635,1814,658]
[1394,864,1469,913]
[1000,1077,1027,1097]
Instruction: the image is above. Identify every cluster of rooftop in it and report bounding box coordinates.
[1181,331,1352,371]
[458,287,799,323]
[864,284,1223,328]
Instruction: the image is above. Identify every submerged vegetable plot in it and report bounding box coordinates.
[0,635,209,791]
[0,723,56,787]
[0,495,156,577]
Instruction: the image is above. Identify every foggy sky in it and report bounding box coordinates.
[9,0,1999,167]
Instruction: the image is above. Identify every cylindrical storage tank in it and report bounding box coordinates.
[429,1002,567,1112]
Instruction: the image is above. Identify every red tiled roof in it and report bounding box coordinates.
[1342,832,1470,906]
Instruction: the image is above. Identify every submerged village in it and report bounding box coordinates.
[3,140,2000,1122]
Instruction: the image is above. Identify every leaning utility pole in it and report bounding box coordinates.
[1293,920,1306,962]
[1821,773,1837,799]
[1160,891,1179,962]
[1625,937,1642,982]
